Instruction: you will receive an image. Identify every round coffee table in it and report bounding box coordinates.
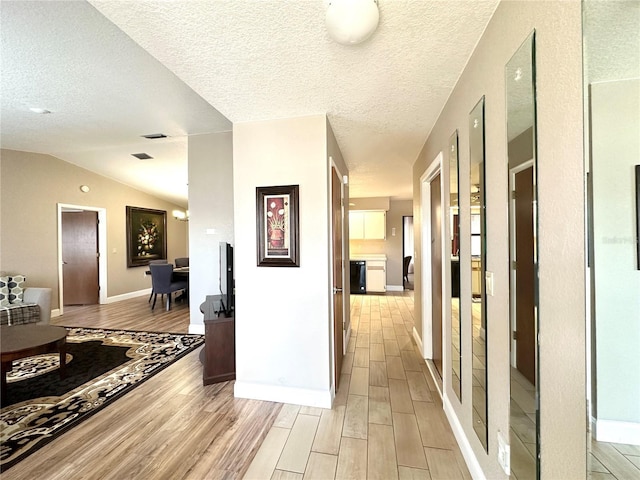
[1,324,67,398]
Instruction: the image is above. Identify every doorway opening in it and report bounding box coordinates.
[329,159,347,396]
[57,204,107,314]
[419,153,444,385]
[402,216,414,290]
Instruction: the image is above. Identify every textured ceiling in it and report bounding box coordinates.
[1,0,501,204]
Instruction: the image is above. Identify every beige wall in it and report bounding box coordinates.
[350,199,413,288]
[233,114,337,407]
[187,131,234,332]
[591,79,640,427]
[412,1,585,478]
[0,149,188,310]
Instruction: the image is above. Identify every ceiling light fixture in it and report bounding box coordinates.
[326,0,379,45]
[173,209,189,221]
[29,107,52,114]
[141,133,167,139]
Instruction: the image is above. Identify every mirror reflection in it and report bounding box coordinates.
[506,32,539,479]
[583,1,640,478]
[449,130,461,401]
[469,97,488,451]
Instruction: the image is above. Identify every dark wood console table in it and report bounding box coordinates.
[200,295,235,385]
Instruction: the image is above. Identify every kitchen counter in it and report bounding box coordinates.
[350,254,387,261]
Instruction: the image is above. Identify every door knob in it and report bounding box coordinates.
[333,287,343,294]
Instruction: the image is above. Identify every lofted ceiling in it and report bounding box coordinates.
[1,0,501,206]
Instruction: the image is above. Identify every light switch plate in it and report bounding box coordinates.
[485,271,494,296]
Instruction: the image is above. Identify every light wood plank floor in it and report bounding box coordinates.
[2,295,282,480]
[244,293,472,480]
[9,293,630,479]
[509,357,640,480]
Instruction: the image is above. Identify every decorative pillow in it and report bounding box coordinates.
[0,276,9,307]
[8,275,26,304]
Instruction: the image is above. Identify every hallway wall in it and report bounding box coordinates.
[411,1,585,478]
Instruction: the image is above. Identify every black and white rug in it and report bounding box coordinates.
[0,327,204,471]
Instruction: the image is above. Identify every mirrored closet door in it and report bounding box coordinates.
[506,32,540,479]
[469,97,488,451]
[449,131,462,401]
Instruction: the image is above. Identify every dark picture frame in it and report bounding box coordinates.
[126,206,167,267]
[256,185,300,267]
[636,165,640,270]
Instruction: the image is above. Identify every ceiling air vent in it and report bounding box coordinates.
[132,153,153,160]
[141,133,167,139]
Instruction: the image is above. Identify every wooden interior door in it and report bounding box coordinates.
[62,211,99,305]
[431,173,443,377]
[515,167,536,385]
[331,167,344,390]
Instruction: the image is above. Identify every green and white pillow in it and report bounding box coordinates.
[0,275,27,305]
[0,276,9,307]
[8,275,26,303]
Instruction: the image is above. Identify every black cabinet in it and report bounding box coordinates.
[350,261,366,294]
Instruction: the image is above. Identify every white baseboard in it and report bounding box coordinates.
[105,288,150,304]
[412,326,423,357]
[189,324,205,335]
[51,308,61,318]
[386,285,404,292]
[344,323,352,354]
[594,418,640,445]
[234,381,332,409]
[444,395,486,480]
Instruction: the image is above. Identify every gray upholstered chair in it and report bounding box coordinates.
[174,257,189,268]
[148,259,168,303]
[149,263,188,311]
[403,256,412,283]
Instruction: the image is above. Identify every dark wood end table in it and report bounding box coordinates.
[1,324,68,399]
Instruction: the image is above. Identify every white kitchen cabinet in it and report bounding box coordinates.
[472,259,482,296]
[349,211,365,239]
[349,211,386,240]
[366,260,386,292]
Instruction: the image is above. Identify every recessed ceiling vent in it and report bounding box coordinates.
[141,133,167,139]
[132,153,153,160]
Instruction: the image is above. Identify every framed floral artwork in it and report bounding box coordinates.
[256,185,300,267]
[126,206,167,267]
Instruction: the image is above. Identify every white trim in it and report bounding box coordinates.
[419,153,443,360]
[594,418,640,445]
[104,288,150,304]
[51,308,61,318]
[57,203,108,314]
[412,326,423,356]
[189,324,205,335]
[344,323,352,356]
[444,395,486,480]
[386,285,404,292]
[424,360,443,400]
[234,381,332,409]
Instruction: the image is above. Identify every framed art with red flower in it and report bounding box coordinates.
[256,185,300,267]
[126,206,167,267]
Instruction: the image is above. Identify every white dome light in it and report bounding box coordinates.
[326,0,379,45]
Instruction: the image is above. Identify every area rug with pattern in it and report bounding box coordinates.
[0,327,204,471]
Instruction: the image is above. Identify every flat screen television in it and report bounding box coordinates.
[219,241,234,316]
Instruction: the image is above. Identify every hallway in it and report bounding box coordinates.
[244,293,470,479]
